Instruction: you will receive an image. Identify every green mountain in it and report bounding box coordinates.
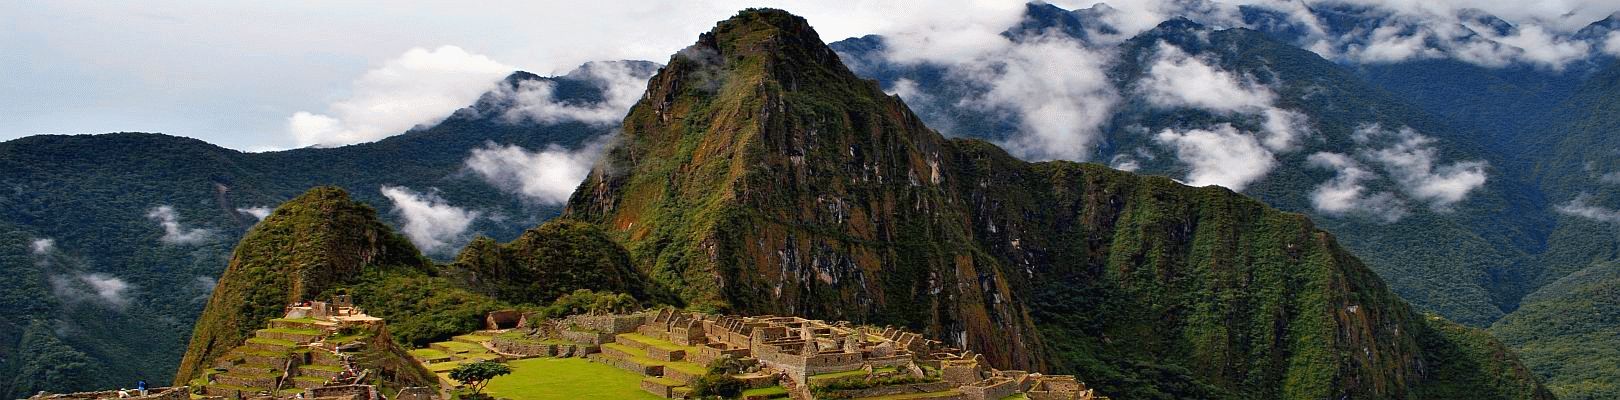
[173,187,433,382]
[171,187,661,391]
[1490,60,1620,399]
[0,64,648,397]
[450,219,656,306]
[564,9,1550,399]
[831,12,1544,327]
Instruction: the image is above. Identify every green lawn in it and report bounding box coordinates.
[484,358,664,400]
[742,386,788,398]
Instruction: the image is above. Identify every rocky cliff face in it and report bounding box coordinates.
[564,8,1047,371]
[565,9,1551,399]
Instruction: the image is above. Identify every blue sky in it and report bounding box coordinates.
[3,0,1614,151]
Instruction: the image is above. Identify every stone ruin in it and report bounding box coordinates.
[194,296,384,400]
[474,308,1109,400]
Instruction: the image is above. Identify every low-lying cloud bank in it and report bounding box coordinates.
[465,136,610,205]
[494,62,652,125]
[380,185,480,254]
[289,46,516,148]
[147,205,214,245]
[1557,193,1620,223]
[50,272,134,310]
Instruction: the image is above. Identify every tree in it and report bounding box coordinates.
[447,361,511,398]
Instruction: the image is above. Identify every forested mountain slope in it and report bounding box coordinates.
[563,9,1551,399]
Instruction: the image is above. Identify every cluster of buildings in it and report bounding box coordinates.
[31,300,1105,400]
[495,308,1107,400]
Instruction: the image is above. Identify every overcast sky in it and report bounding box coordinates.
[3,0,1616,151]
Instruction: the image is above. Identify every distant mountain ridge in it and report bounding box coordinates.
[0,62,650,398]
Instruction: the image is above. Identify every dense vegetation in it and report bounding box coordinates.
[450,220,654,305]
[1489,59,1620,399]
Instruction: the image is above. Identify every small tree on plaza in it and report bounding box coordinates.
[448,361,511,399]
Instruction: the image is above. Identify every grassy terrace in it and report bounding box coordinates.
[425,362,463,373]
[433,341,486,354]
[485,358,662,400]
[853,390,963,400]
[246,337,296,347]
[496,332,573,345]
[742,386,789,398]
[454,333,495,342]
[618,333,695,353]
[262,327,322,336]
[409,349,449,360]
[599,342,706,376]
[998,394,1030,400]
[300,364,344,372]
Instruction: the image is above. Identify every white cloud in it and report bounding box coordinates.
[288,46,516,148]
[1602,171,1620,184]
[1306,152,1409,222]
[1606,31,1620,56]
[194,276,218,293]
[497,61,652,125]
[146,205,215,245]
[30,238,54,255]
[1140,42,1274,112]
[1557,193,1620,223]
[1352,25,1444,64]
[1355,125,1487,209]
[892,35,1119,161]
[51,273,134,309]
[1139,41,1309,152]
[379,185,480,253]
[465,137,609,204]
[1217,0,1613,69]
[1154,124,1275,191]
[1109,154,1141,172]
[865,2,1117,162]
[237,206,273,220]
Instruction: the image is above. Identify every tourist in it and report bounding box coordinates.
[117,389,129,398]
[136,380,147,396]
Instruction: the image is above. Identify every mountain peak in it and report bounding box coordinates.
[174,186,428,383]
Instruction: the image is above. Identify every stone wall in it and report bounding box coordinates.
[801,352,864,376]
[563,313,646,334]
[490,336,594,357]
[820,382,954,399]
[559,329,613,345]
[309,384,376,400]
[959,378,1017,400]
[30,387,190,400]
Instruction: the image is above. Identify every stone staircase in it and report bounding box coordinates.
[588,333,709,399]
[409,333,501,391]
